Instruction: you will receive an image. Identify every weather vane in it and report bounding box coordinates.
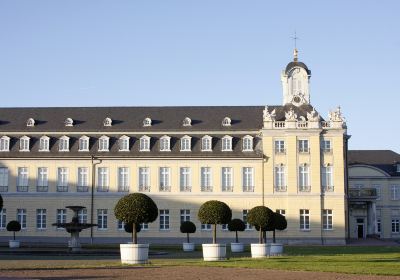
[291,31,300,49]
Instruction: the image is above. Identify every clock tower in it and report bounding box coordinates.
[281,49,311,106]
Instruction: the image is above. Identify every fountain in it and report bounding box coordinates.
[52,206,97,252]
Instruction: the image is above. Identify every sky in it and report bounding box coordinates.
[0,0,399,152]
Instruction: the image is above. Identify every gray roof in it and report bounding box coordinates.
[285,61,311,75]
[348,150,400,176]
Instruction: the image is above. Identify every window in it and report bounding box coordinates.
[139,167,150,192]
[242,136,253,151]
[180,136,191,151]
[59,136,69,152]
[17,167,29,192]
[37,167,48,192]
[26,118,35,127]
[79,136,89,152]
[201,167,212,192]
[222,117,231,127]
[117,220,125,230]
[159,167,171,192]
[159,209,170,230]
[274,164,286,192]
[98,136,109,152]
[119,136,130,151]
[103,117,112,127]
[275,140,285,154]
[56,209,67,228]
[221,167,233,192]
[118,167,130,192]
[242,167,254,192]
[159,136,171,151]
[183,117,191,126]
[276,209,286,216]
[299,164,310,192]
[180,167,191,192]
[391,186,400,200]
[322,165,334,192]
[140,136,150,151]
[17,209,27,229]
[64,118,73,127]
[0,167,8,192]
[143,117,152,127]
[222,136,232,151]
[298,139,309,153]
[141,223,149,230]
[77,167,89,192]
[19,136,30,152]
[0,209,6,229]
[36,209,46,229]
[321,139,332,152]
[243,209,252,230]
[97,167,109,192]
[78,208,87,223]
[201,224,212,231]
[322,209,333,230]
[392,219,400,233]
[377,218,381,233]
[39,136,50,152]
[373,184,381,200]
[300,209,310,230]
[97,209,108,229]
[0,136,10,151]
[57,167,69,192]
[201,136,212,151]
[180,209,190,223]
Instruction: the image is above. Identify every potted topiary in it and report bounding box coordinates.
[114,193,158,264]
[269,212,287,255]
[247,206,273,258]
[180,221,196,252]
[7,220,21,248]
[124,223,141,240]
[228,219,246,253]
[198,200,232,261]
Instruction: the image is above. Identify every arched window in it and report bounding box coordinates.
[98,136,109,151]
[180,136,191,151]
[64,118,74,127]
[159,136,171,152]
[39,136,50,152]
[140,136,150,151]
[201,135,212,151]
[222,117,231,127]
[19,136,30,151]
[143,118,152,127]
[222,135,232,151]
[119,135,130,151]
[0,136,10,152]
[103,117,112,127]
[79,136,89,151]
[242,135,253,151]
[59,136,70,152]
[183,117,191,127]
[26,118,35,127]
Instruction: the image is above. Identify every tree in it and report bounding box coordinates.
[247,206,273,244]
[7,220,21,240]
[0,194,3,211]
[124,222,142,240]
[114,193,158,244]
[180,221,196,243]
[198,200,232,244]
[228,219,246,243]
[271,212,287,243]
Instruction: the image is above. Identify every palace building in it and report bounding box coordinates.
[0,50,349,245]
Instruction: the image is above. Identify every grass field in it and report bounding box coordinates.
[0,245,399,276]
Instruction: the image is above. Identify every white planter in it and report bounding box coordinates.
[202,244,226,261]
[269,243,283,256]
[183,242,195,252]
[230,242,244,253]
[251,243,270,258]
[9,240,20,248]
[120,243,149,264]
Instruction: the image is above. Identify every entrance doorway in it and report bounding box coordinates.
[356,218,365,239]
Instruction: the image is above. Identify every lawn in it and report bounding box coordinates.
[0,245,399,276]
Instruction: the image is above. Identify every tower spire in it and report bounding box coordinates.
[291,31,299,62]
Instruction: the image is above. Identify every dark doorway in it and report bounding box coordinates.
[357,224,364,238]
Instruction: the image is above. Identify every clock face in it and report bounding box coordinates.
[293,96,301,104]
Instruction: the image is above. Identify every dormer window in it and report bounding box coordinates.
[222,135,233,151]
[0,136,10,152]
[143,118,152,127]
[222,117,231,127]
[98,136,109,151]
[26,118,35,127]
[140,136,150,151]
[64,118,74,127]
[103,117,112,127]
[119,135,130,151]
[19,136,30,152]
[160,136,171,152]
[183,117,192,127]
[79,136,89,151]
[39,136,50,152]
[201,135,212,152]
[59,136,70,152]
[242,135,254,152]
[180,136,191,152]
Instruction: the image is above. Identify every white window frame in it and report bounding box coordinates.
[103,117,112,127]
[180,135,191,152]
[182,117,191,127]
[180,209,191,223]
[36,209,47,230]
[321,139,332,153]
[159,209,170,230]
[97,167,109,192]
[59,136,70,152]
[372,184,381,200]
[391,185,400,200]
[201,167,212,192]
[242,135,253,152]
[17,167,29,192]
[299,164,310,192]
[0,136,10,152]
[242,209,253,230]
[322,164,334,192]
[242,167,254,192]
[138,167,150,192]
[118,167,130,192]
[222,135,233,151]
[17,209,27,229]
[0,209,6,229]
[78,209,87,223]
[222,117,231,127]
[159,135,171,152]
[140,136,150,152]
[274,164,286,192]
[64,118,73,127]
[159,167,171,192]
[143,117,152,127]
[298,139,309,153]
[98,136,109,152]
[322,209,333,230]
[180,167,191,192]
[97,209,108,229]
[77,167,89,192]
[57,167,69,192]
[26,118,35,127]
[39,136,50,152]
[19,136,30,152]
[221,167,233,192]
[300,209,310,230]
[56,209,67,228]
[201,224,212,231]
[274,140,286,154]
[0,167,8,192]
[391,219,400,233]
[37,167,48,192]
[78,136,90,152]
[201,135,212,151]
[118,135,130,151]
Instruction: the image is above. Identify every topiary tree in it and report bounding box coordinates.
[228,219,246,243]
[198,200,232,244]
[124,222,142,241]
[271,212,287,243]
[7,220,21,240]
[0,194,3,211]
[180,221,196,243]
[114,193,158,244]
[247,206,273,244]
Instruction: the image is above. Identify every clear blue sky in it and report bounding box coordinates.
[0,1,398,152]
